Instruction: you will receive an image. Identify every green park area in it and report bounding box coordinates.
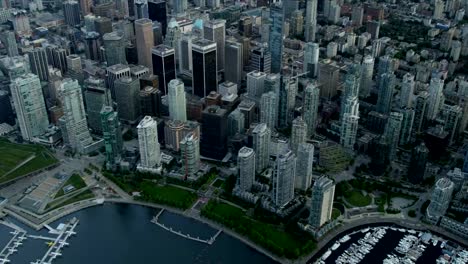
[55,174,87,198]
[47,189,95,211]
[201,200,316,259]
[0,138,58,184]
[138,181,198,210]
[336,181,372,207]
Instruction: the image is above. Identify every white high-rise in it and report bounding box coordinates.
[59,79,94,153]
[340,67,360,151]
[252,123,271,173]
[309,176,335,228]
[10,73,49,141]
[168,79,187,122]
[180,132,200,176]
[272,150,296,207]
[291,116,308,152]
[384,112,403,160]
[138,116,161,168]
[247,71,266,98]
[400,73,415,109]
[427,77,445,120]
[260,91,278,130]
[237,147,255,191]
[427,177,454,222]
[295,143,314,191]
[305,0,318,42]
[359,55,374,98]
[304,42,319,78]
[303,83,320,136]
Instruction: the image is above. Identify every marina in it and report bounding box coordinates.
[0,229,26,264]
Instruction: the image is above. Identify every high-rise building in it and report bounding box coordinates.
[272,150,296,207]
[152,45,176,94]
[260,91,278,130]
[237,147,255,191]
[106,64,131,99]
[101,106,123,167]
[178,34,197,76]
[441,104,462,145]
[192,39,217,98]
[46,45,69,74]
[303,83,320,136]
[180,132,200,176]
[295,143,314,191]
[427,77,445,120]
[426,178,454,222]
[200,106,228,160]
[10,73,49,141]
[384,112,403,160]
[238,16,253,37]
[413,91,429,136]
[84,31,101,61]
[376,73,396,114]
[138,116,161,168]
[0,91,14,126]
[95,17,113,36]
[168,79,187,122]
[305,0,318,42]
[399,108,414,146]
[252,123,271,173]
[227,109,244,136]
[359,55,374,98]
[304,42,319,78]
[318,63,340,99]
[115,0,129,18]
[114,77,141,124]
[84,78,113,134]
[204,19,225,71]
[103,32,127,66]
[28,47,49,81]
[269,4,284,73]
[250,46,271,74]
[366,20,380,39]
[134,0,149,19]
[351,6,363,27]
[247,71,266,98]
[290,10,304,37]
[148,0,167,36]
[135,18,154,70]
[408,142,429,184]
[59,79,94,153]
[173,0,187,15]
[224,39,243,86]
[291,116,307,152]
[433,0,445,19]
[80,0,92,15]
[66,55,82,73]
[309,176,335,228]
[63,0,81,27]
[400,73,415,109]
[340,67,360,151]
[0,31,18,57]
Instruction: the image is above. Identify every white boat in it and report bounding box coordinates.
[433,239,438,246]
[332,242,341,250]
[361,228,370,233]
[340,235,351,243]
[440,241,446,248]
[321,250,332,260]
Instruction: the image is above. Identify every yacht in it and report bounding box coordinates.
[332,242,341,250]
[339,235,351,243]
[322,250,332,260]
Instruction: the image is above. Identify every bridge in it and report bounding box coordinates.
[151,209,222,245]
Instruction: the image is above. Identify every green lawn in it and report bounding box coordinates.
[0,139,58,183]
[55,174,87,198]
[212,178,224,188]
[46,190,95,211]
[138,181,198,210]
[332,208,341,219]
[345,190,372,207]
[201,201,316,259]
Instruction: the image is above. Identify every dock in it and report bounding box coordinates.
[151,209,222,245]
[0,230,27,264]
[31,217,79,264]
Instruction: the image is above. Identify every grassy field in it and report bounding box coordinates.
[345,190,372,207]
[138,181,198,210]
[0,139,58,183]
[55,174,87,198]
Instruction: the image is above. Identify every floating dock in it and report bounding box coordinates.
[0,230,27,264]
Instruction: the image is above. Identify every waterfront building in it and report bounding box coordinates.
[309,176,335,229]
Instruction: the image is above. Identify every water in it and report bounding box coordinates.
[2,203,277,264]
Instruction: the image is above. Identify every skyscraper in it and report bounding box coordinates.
[340,66,360,151]
[376,73,396,114]
[28,47,49,81]
[291,116,307,152]
[63,0,81,27]
[227,109,245,137]
[309,176,335,229]
[203,19,226,71]
[0,31,18,57]
[384,112,403,160]
[413,91,429,136]
[303,83,320,136]
[252,123,271,174]
[101,106,123,168]
[106,64,131,99]
[295,143,314,191]
[192,39,217,98]
[59,79,94,153]
[168,79,187,122]
[134,0,149,19]
[359,55,374,98]
[224,39,243,86]
[84,31,101,61]
[305,0,318,42]
[237,147,255,191]
[272,150,296,207]
[269,4,284,73]
[250,47,271,74]
[408,142,429,184]
[138,116,161,168]
[304,42,319,78]
[135,18,154,70]
[441,104,462,145]
[114,77,141,124]
[103,32,127,66]
[247,71,266,98]
[180,132,200,176]
[148,0,167,36]
[10,73,49,141]
[178,34,197,76]
[399,108,414,146]
[200,106,228,160]
[84,78,113,134]
[152,45,176,94]
[260,91,278,130]
[426,178,454,222]
[427,77,444,120]
[400,73,415,109]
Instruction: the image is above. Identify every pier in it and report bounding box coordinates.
[0,229,27,264]
[31,217,79,264]
[151,209,222,245]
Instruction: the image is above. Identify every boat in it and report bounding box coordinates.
[433,239,438,246]
[340,235,351,243]
[332,242,341,250]
[361,228,370,233]
[440,241,446,248]
[321,250,331,260]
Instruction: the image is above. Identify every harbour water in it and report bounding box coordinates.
[1,203,277,264]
